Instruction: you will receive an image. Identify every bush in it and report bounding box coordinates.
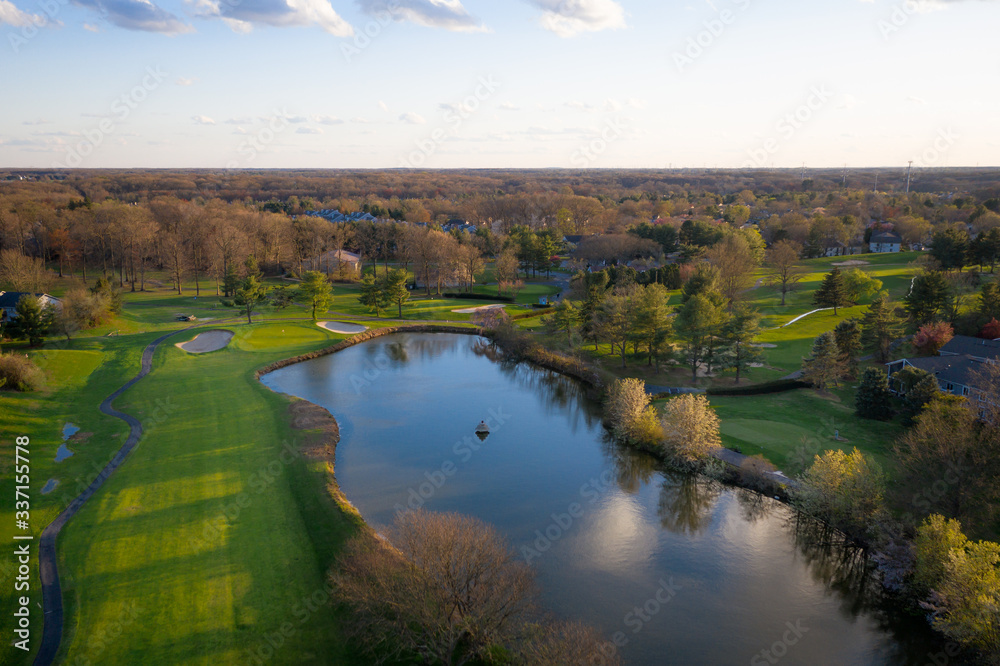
[0,353,44,391]
[659,394,721,462]
[738,455,778,492]
[706,379,808,396]
[605,378,661,445]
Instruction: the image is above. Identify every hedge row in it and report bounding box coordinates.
[510,308,554,320]
[706,379,810,396]
[442,292,516,303]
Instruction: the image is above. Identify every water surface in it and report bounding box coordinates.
[262,333,940,665]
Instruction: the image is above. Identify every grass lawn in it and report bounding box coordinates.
[0,277,379,666]
[705,386,904,476]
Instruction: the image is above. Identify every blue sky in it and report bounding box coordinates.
[1,0,998,168]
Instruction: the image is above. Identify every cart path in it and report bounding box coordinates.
[33,320,241,666]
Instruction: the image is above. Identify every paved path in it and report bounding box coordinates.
[711,448,798,488]
[33,321,239,666]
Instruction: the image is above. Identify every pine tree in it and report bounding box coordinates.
[855,367,892,420]
[905,271,950,324]
[861,294,904,363]
[801,331,845,390]
[551,300,580,347]
[813,267,851,314]
[358,272,388,317]
[719,304,764,383]
[834,318,862,377]
[234,274,268,324]
[297,270,333,320]
[6,295,52,346]
[384,268,410,318]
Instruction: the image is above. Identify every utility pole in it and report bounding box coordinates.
[905,160,913,194]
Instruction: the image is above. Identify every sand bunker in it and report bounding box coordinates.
[451,304,508,314]
[175,330,234,353]
[317,321,368,334]
[832,259,870,267]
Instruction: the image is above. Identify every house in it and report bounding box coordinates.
[304,210,378,223]
[442,219,477,234]
[886,335,999,417]
[303,250,361,275]
[823,241,863,257]
[869,231,902,253]
[0,292,61,323]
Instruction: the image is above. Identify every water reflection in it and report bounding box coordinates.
[657,472,723,536]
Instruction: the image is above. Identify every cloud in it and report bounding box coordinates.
[83,22,101,31]
[195,0,354,35]
[527,0,625,37]
[313,114,344,124]
[836,94,858,110]
[0,0,45,26]
[351,117,372,123]
[233,127,248,134]
[399,111,426,124]
[357,0,486,32]
[379,100,389,112]
[175,77,195,86]
[296,126,323,134]
[499,101,520,111]
[192,115,216,124]
[22,118,52,125]
[285,115,308,123]
[72,0,193,34]
[907,95,927,105]
[225,116,253,124]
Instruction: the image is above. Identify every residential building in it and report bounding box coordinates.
[869,231,902,253]
[0,292,62,323]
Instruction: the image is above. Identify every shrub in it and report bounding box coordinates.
[0,353,44,391]
[980,318,1000,340]
[659,394,721,462]
[738,455,778,492]
[605,378,661,445]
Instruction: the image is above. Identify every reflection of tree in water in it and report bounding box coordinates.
[471,339,604,432]
[600,433,658,494]
[657,472,723,536]
[786,513,942,663]
[734,488,773,525]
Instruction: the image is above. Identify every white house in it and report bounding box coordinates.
[0,292,62,323]
[869,231,902,253]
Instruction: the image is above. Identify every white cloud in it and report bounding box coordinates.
[351,117,372,123]
[379,100,389,112]
[192,115,216,125]
[175,77,195,86]
[233,127,248,134]
[499,101,520,111]
[296,126,323,134]
[357,0,487,32]
[527,0,626,37]
[22,118,51,125]
[399,111,426,124]
[73,0,193,34]
[82,22,100,31]
[196,0,354,36]
[286,115,308,123]
[225,116,253,124]
[0,0,45,27]
[313,114,344,125]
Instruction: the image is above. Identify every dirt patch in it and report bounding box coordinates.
[317,321,368,334]
[175,329,234,353]
[67,431,93,445]
[287,399,340,462]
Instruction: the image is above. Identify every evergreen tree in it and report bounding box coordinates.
[930,228,970,271]
[978,280,1000,322]
[905,271,950,324]
[6,295,52,346]
[632,284,672,367]
[358,272,388,317]
[855,367,892,420]
[384,268,410,318]
[551,300,580,347]
[223,263,240,298]
[718,304,764,383]
[813,267,851,314]
[833,318,862,377]
[801,332,845,390]
[680,263,720,304]
[902,373,941,425]
[675,293,725,381]
[861,293,904,363]
[234,274,268,324]
[297,270,333,320]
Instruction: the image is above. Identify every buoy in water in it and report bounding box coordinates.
[475,421,490,434]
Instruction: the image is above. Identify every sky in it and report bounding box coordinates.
[0,0,998,169]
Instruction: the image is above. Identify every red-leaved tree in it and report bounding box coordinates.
[912,321,954,355]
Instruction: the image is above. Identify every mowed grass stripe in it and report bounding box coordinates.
[56,324,360,665]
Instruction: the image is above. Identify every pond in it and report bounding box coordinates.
[261,333,941,665]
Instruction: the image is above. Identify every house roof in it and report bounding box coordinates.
[892,355,985,389]
[940,335,1000,361]
[0,291,52,308]
[870,231,902,243]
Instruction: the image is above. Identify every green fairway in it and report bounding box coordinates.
[52,322,364,665]
[707,387,904,474]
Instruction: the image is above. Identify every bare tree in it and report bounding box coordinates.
[706,233,759,305]
[331,510,536,665]
[0,249,50,292]
[764,240,805,306]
